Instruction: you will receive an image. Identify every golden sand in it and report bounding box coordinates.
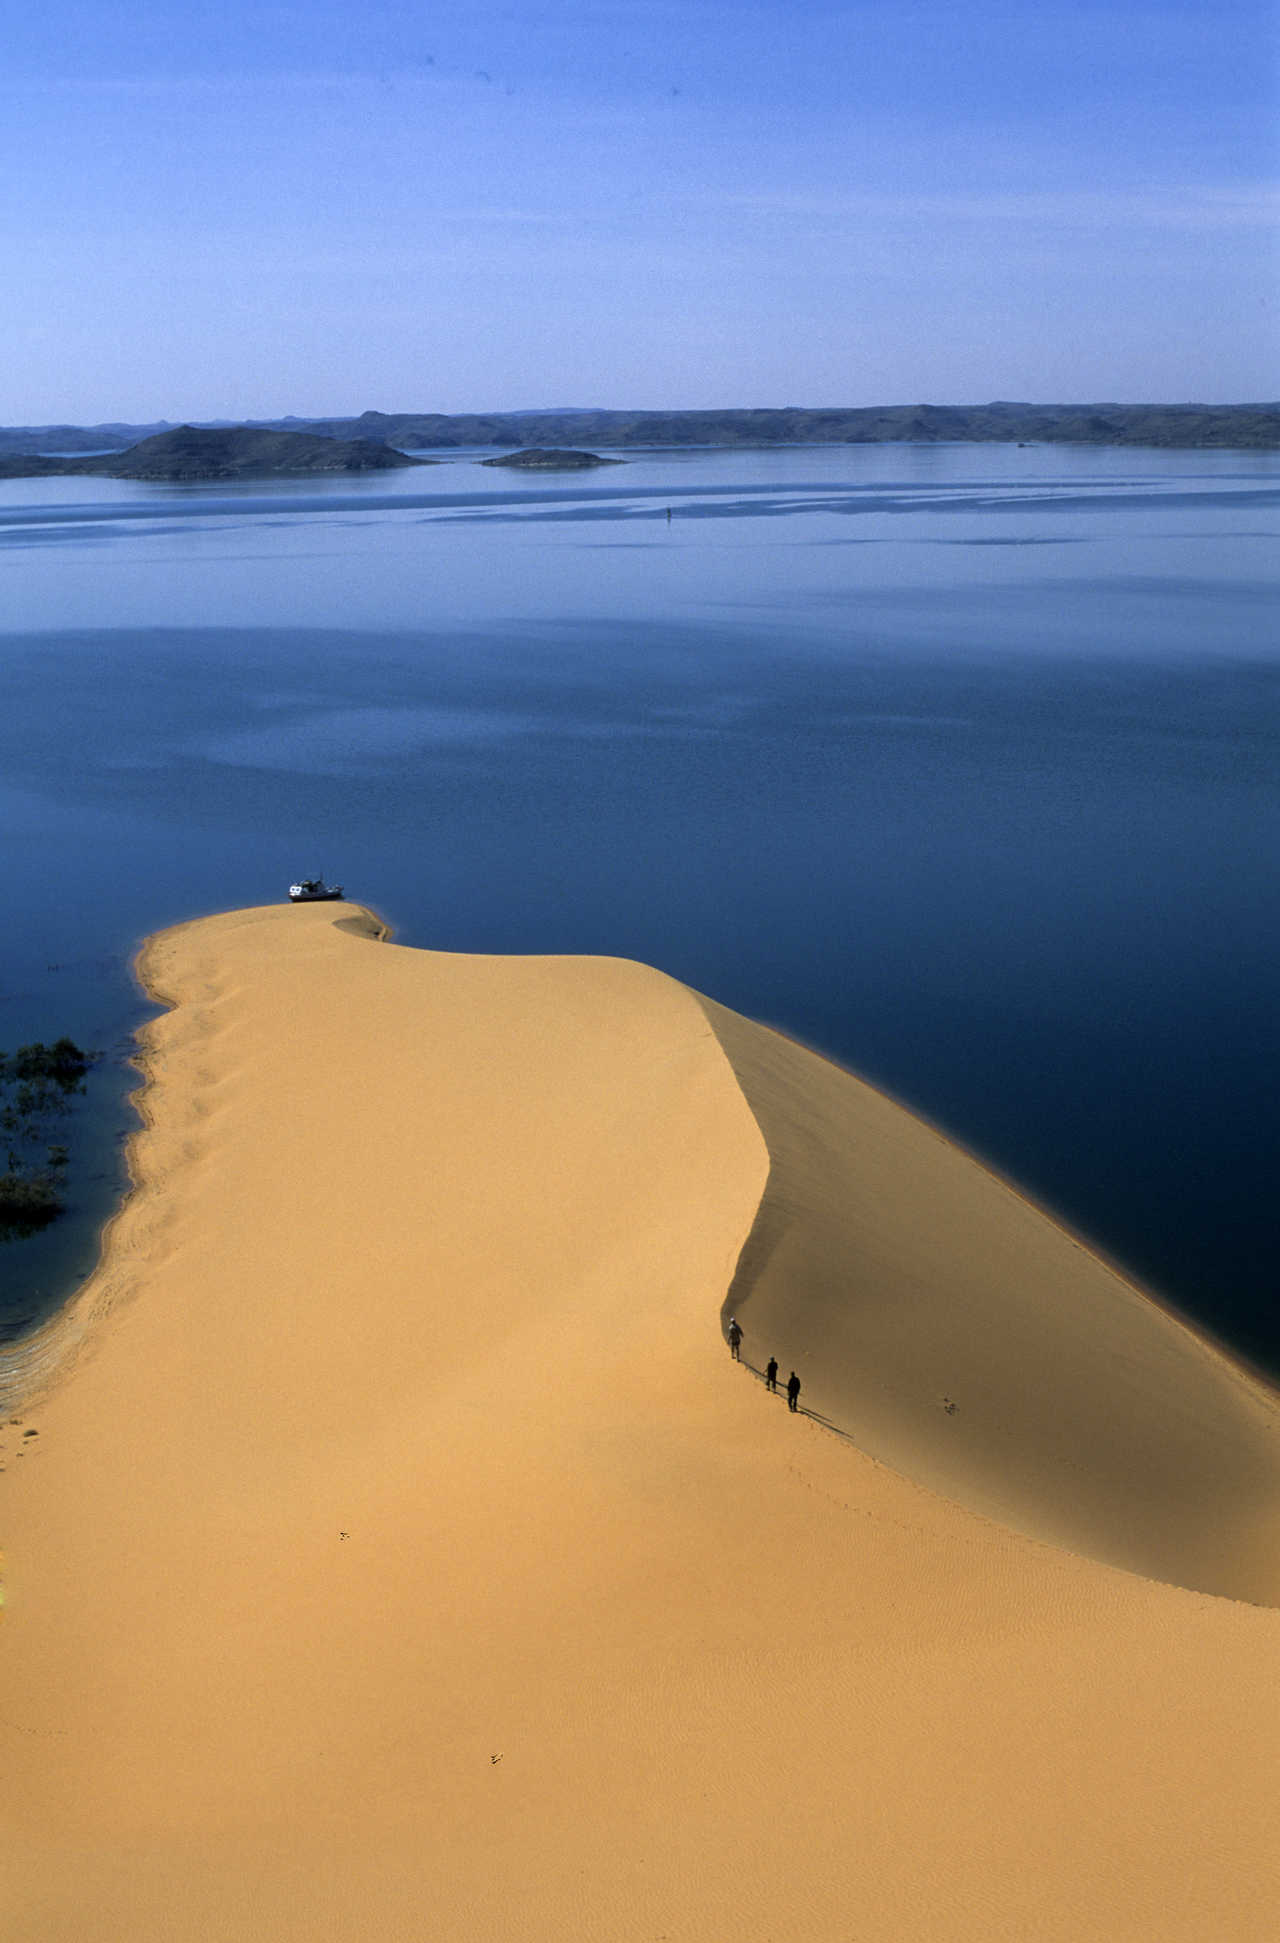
[2,902,1278,1940]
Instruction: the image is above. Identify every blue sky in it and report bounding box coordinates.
[3,1,1277,420]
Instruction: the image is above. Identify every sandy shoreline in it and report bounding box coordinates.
[3,902,1278,1940]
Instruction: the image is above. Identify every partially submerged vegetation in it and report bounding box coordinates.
[0,1040,96,1236]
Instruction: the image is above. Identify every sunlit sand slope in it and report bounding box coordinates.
[2,904,1278,1943]
[703,996,1280,1602]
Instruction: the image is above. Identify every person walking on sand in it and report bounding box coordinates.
[786,1371,801,1412]
[765,1356,779,1393]
[727,1316,743,1360]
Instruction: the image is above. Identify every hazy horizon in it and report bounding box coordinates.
[4,0,1276,425]
[3,395,1279,440]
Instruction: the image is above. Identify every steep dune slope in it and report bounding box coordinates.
[702,996,1280,1602]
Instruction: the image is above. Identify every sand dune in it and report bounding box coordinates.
[2,903,1278,1941]
[704,995,1280,1602]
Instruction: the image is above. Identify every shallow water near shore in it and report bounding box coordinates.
[0,442,1276,1367]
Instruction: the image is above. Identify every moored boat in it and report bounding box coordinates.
[289,877,344,903]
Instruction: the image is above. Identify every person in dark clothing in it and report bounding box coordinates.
[786,1371,801,1412]
[765,1356,779,1393]
[727,1316,743,1360]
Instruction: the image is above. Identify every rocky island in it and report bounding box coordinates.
[0,425,427,481]
[479,447,623,470]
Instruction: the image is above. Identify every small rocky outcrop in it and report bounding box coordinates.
[478,447,623,470]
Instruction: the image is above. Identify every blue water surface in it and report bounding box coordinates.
[1,443,1277,1366]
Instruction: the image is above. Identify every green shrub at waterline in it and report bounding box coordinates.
[0,1171,61,1232]
[0,1039,98,1237]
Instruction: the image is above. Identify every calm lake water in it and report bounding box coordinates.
[1,442,1277,1370]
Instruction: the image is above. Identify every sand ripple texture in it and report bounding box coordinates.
[2,902,1278,1942]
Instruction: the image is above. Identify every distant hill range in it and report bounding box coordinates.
[0,425,426,480]
[314,402,1280,452]
[0,402,1277,467]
